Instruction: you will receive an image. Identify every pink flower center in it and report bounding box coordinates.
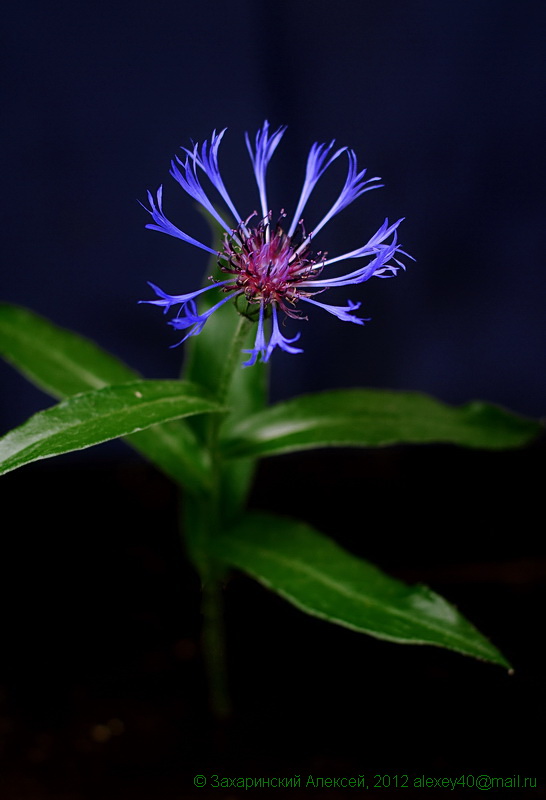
[220,216,323,316]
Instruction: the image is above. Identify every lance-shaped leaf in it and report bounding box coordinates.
[0,380,224,477]
[222,389,540,458]
[213,512,510,667]
[0,303,137,396]
[0,304,211,492]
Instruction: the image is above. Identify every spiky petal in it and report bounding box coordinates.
[142,122,410,365]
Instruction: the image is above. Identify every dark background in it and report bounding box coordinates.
[1,1,545,797]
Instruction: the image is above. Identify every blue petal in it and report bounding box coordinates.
[299,296,368,324]
[170,154,234,234]
[182,129,244,227]
[299,241,401,289]
[168,293,239,347]
[265,305,303,360]
[142,186,219,254]
[287,140,347,237]
[245,121,287,221]
[320,218,404,267]
[139,280,231,313]
[294,151,382,255]
[242,303,267,367]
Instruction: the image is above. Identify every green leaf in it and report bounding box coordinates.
[0,380,224,477]
[213,512,510,668]
[222,389,540,458]
[0,304,212,492]
[0,303,137,394]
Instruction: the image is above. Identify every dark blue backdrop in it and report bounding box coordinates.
[1,4,545,795]
[2,0,545,428]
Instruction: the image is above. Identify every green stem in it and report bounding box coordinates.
[184,488,232,718]
[200,560,231,719]
[183,313,253,718]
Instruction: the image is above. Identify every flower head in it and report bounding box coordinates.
[142,121,411,365]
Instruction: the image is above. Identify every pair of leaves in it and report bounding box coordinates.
[0,303,540,668]
[0,305,538,480]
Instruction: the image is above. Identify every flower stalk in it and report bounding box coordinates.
[144,120,412,714]
[182,311,257,718]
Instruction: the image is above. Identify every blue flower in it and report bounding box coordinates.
[142,122,411,366]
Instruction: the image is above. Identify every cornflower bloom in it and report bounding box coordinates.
[142,121,410,366]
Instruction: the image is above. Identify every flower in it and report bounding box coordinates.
[142,121,411,366]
